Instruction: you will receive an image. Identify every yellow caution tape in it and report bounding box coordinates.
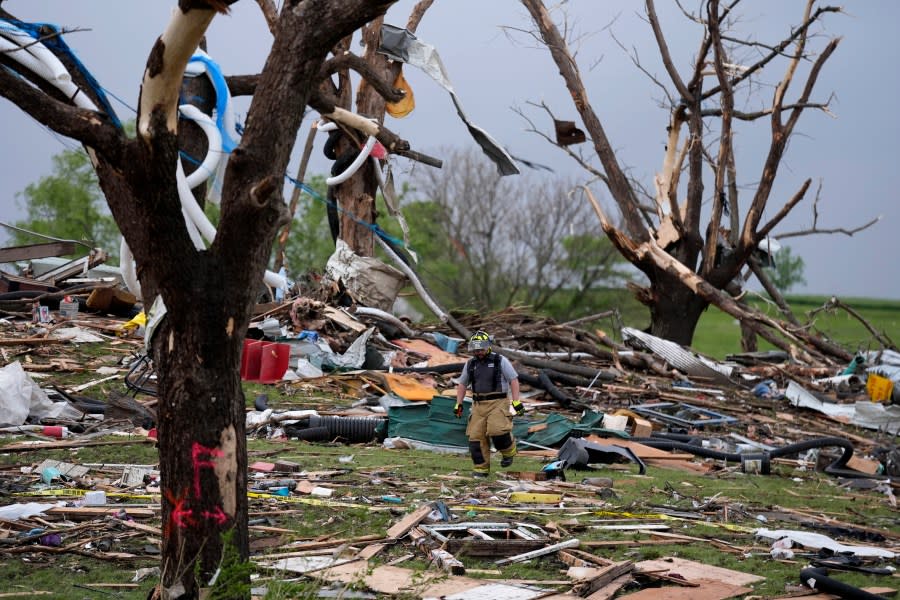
[13,489,157,501]
[247,492,380,510]
[508,492,563,504]
[592,509,756,533]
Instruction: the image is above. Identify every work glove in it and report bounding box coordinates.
[512,399,525,416]
[454,402,463,418]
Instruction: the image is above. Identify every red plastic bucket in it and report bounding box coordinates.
[241,340,266,382]
[259,343,291,384]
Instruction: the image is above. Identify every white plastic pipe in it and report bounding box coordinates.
[326,135,377,186]
[317,119,378,186]
[179,104,223,189]
[0,24,70,83]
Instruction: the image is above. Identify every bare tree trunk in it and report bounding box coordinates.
[336,2,433,257]
[1,3,400,598]
[522,0,846,350]
[646,274,709,346]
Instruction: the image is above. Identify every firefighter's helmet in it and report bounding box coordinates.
[468,330,492,353]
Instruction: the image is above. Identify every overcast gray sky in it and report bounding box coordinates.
[1,1,898,299]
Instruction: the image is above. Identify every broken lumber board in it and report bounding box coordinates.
[44,506,155,520]
[316,561,583,599]
[582,539,693,548]
[643,458,710,473]
[0,241,77,263]
[0,438,156,453]
[571,560,634,597]
[356,543,386,560]
[647,530,747,554]
[633,557,764,586]
[386,504,432,539]
[585,573,632,600]
[583,436,695,460]
[257,534,385,561]
[118,520,162,537]
[430,548,465,575]
[495,538,580,565]
[559,548,615,568]
[355,505,432,560]
[0,337,66,346]
[615,580,752,600]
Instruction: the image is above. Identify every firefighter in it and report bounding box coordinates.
[455,330,524,477]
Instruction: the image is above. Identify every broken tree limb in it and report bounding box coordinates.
[374,236,470,340]
[354,306,416,338]
[809,297,897,351]
[748,257,801,326]
[500,350,618,382]
[273,121,318,273]
[559,310,620,329]
[638,239,852,364]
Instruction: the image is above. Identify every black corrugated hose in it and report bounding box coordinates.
[308,415,380,443]
[632,435,870,478]
[800,567,887,600]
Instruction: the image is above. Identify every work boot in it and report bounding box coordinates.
[472,464,490,478]
[500,455,514,468]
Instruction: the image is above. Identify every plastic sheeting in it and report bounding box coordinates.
[386,395,469,448]
[377,24,519,176]
[785,380,900,435]
[756,528,895,559]
[325,240,407,311]
[0,362,82,426]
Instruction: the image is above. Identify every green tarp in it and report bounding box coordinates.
[384,397,626,450]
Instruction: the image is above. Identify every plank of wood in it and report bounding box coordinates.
[583,436,695,460]
[644,458,710,473]
[572,560,634,597]
[356,543,386,560]
[616,580,752,600]
[118,520,162,536]
[0,337,66,347]
[0,241,77,262]
[0,438,156,453]
[585,573,632,600]
[559,548,614,568]
[582,539,693,548]
[386,504,432,539]
[634,557,764,586]
[45,507,156,520]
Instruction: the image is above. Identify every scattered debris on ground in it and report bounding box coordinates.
[0,254,898,598]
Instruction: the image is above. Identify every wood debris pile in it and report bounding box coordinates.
[0,269,898,597]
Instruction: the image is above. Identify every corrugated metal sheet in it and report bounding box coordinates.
[621,327,734,385]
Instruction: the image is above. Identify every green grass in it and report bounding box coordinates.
[692,294,900,359]
[4,437,896,599]
[2,292,898,598]
[452,288,900,360]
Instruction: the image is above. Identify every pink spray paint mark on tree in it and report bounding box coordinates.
[192,442,224,498]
